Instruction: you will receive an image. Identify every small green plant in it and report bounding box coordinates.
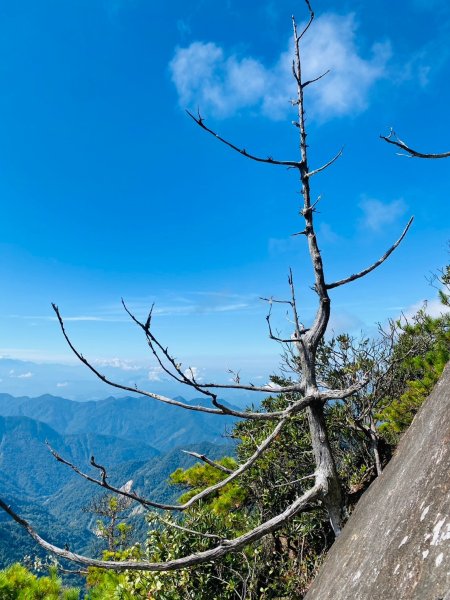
[0,563,80,600]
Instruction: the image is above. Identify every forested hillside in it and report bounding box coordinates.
[0,396,235,569]
[0,394,237,451]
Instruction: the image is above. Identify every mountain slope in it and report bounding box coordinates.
[0,415,159,498]
[0,401,236,569]
[0,393,237,452]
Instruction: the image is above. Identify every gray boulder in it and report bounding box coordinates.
[306,363,450,600]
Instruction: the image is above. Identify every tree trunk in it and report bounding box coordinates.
[307,402,344,535]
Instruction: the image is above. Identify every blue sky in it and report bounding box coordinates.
[0,0,449,400]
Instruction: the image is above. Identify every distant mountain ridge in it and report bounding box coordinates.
[0,392,237,568]
[0,415,159,497]
[0,392,237,452]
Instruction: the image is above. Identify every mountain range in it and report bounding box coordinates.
[0,392,236,452]
[0,392,237,568]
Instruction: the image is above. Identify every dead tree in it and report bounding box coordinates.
[381,129,450,159]
[0,2,413,572]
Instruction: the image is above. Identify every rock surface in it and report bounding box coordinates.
[305,363,450,600]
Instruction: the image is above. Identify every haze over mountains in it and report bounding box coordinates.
[0,392,236,451]
[0,356,267,404]
[0,392,236,567]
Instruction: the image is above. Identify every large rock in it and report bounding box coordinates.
[306,363,450,600]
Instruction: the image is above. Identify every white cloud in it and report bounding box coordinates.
[402,298,450,321]
[170,13,391,121]
[183,366,203,382]
[267,381,282,390]
[94,358,140,371]
[56,382,69,387]
[359,198,406,232]
[10,314,128,323]
[17,371,33,379]
[212,303,249,313]
[8,369,34,379]
[61,316,118,322]
[0,349,78,363]
[393,34,450,89]
[170,42,267,118]
[148,367,163,382]
[153,302,251,316]
[298,15,391,119]
[327,310,364,335]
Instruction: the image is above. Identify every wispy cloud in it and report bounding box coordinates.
[18,371,33,379]
[148,367,163,382]
[10,293,258,326]
[268,236,299,256]
[297,14,391,119]
[317,222,341,244]
[176,18,191,37]
[117,291,260,318]
[394,38,450,89]
[61,315,123,322]
[327,310,364,335]
[0,348,72,365]
[0,349,78,364]
[170,13,391,121]
[401,297,450,321]
[93,358,140,371]
[8,369,34,379]
[183,366,203,382]
[153,303,251,316]
[9,314,128,323]
[359,198,407,232]
[56,382,68,387]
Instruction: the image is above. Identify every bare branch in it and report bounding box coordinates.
[58,567,88,576]
[288,268,303,339]
[173,417,289,509]
[260,296,292,306]
[381,129,450,159]
[52,303,314,420]
[122,299,216,398]
[302,69,330,89]
[306,147,343,178]
[262,300,304,344]
[180,450,234,474]
[122,298,315,398]
[0,484,321,571]
[326,217,413,290]
[295,0,315,41]
[46,443,177,511]
[90,456,107,484]
[47,416,298,513]
[186,111,303,169]
[51,303,224,416]
[291,14,332,353]
[323,379,369,401]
